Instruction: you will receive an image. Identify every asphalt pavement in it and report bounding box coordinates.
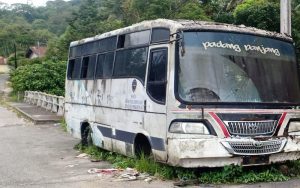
[0,105,175,188]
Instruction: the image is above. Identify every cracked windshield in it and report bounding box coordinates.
[178,32,300,103]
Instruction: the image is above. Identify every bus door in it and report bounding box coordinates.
[144,45,168,160]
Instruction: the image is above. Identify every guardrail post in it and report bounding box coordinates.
[57,97,65,116]
[46,94,52,111]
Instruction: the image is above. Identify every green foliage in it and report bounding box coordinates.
[75,143,300,184]
[60,118,67,132]
[233,0,266,17]
[10,60,66,96]
[234,1,280,32]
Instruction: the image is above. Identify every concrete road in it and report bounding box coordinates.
[0,105,175,188]
[0,73,9,93]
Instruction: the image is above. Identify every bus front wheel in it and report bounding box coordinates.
[134,134,152,158]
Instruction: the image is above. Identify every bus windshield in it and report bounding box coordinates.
[177,31,300,104]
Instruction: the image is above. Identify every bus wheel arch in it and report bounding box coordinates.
[134,133,152,157]
[81,121,92,146]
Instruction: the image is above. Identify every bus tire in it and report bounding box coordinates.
[81,122,93,147]
[134,134,152,158]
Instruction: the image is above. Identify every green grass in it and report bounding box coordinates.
[60,118,67,132]
[74,143,300,184]
[8,91,24,102]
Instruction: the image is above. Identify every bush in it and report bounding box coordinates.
[10,60,66,96]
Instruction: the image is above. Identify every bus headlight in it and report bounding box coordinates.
[169,122,210,134]
[288,121,300,135]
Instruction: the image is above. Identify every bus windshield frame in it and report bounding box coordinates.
[175,30,300,106]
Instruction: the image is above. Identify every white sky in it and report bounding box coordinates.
[1,0,64,7]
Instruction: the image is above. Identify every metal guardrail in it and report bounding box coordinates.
[24,91,65,116]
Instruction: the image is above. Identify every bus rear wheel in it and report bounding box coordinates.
[81,123,93,147]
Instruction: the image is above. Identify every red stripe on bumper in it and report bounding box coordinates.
[209,112,230,138]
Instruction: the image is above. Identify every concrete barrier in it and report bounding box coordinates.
[24,91,64,116]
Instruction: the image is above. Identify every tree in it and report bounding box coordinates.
[234,0,280,32]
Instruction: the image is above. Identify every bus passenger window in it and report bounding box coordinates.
[81,57,89,79]
[114,47,148,83]
[70,58,82,80]
[67,59,75,79]
[81,55,97,79]
[147,49,167,104]
[99,36,117,52]
[151,28,170,43]
[95,52,114,79]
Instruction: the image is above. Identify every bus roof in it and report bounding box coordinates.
[70,19,292,47]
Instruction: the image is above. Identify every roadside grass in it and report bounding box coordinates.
[74,143,300,184]
[60,118,67,132]
[8,91,23,102]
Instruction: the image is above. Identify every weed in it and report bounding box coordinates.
[8,91,23,102]
[74,143,300,184]
[60,118,67,132]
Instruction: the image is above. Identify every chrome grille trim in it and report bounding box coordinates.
[224,120,277,136]
[221,138,286,155]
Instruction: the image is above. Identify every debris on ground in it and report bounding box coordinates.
[87,167,154,182]
[88,168,120,174]
[66,164,79,168]
[76,153,89,159]
[114,168,152,182]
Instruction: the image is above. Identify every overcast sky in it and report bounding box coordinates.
[1,0,68,7]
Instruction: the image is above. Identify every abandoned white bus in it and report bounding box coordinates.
[65,19,300,167]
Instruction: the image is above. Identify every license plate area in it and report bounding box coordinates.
[242,155,270,165]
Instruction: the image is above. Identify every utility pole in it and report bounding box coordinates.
[14,43,17,69]
[280,0,292,35]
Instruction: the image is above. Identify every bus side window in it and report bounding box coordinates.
[81,55,97,79]
[67,58,81,80]
[73,58,82,80]
[86,55,97,79]
[67,59,75,79]
[147,48,167,104]
[95,52,114,79]
[114,47,148,83]
[81,57,89,79]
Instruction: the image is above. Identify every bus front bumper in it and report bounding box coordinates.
[167,137,300,167]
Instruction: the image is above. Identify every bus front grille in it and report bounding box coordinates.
[224,120,277,136]
[221,138,286,155]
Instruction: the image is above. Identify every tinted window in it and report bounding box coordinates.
[114,47,148,82]
[151,28,170,43]
[81,57,89,79]
[74,46,82,57]
[67,59,75,79]
[69,46,82,58]
[149,50,167,82]
[95,52,114,78]
[99,36,117,52]
[123,30,150,48]
[87,55,97,79]
[147,49,168,103]
[81,55,97,79]
[68,58,81,79]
